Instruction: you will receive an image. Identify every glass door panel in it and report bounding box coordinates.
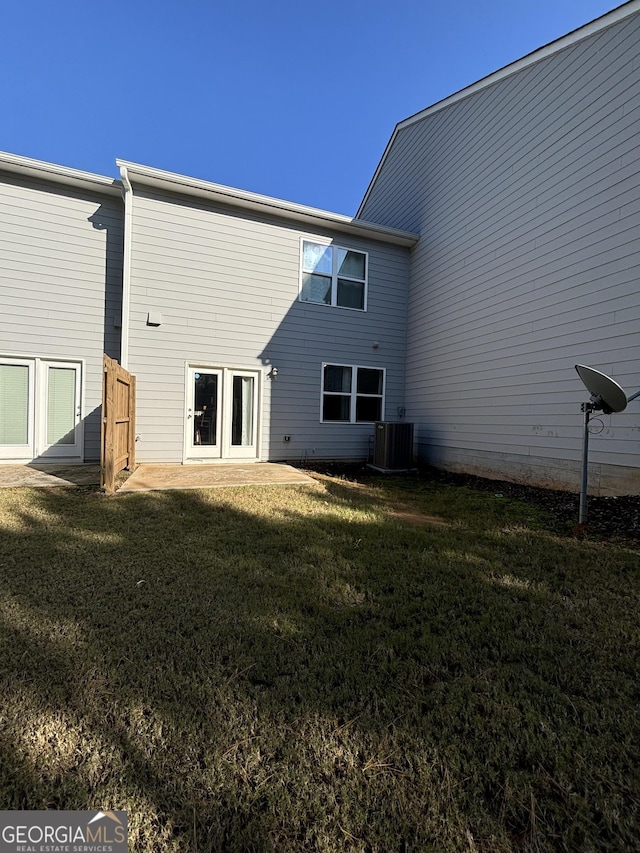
[227,370,258,459]
[39,362,82,458]
[47,367,77,445]
[186,368,222,458]
[0,361,34,459]
[231,375,254,447]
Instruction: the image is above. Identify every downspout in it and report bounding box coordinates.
[119,164,133,370]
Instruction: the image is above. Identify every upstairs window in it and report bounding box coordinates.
[321,364,385,423]
[300,240,368,310]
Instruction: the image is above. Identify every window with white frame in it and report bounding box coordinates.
[321,364,385,423]
[300,240,368,310]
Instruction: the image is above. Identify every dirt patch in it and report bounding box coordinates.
[307,470,449,527]
[385,507,449,527]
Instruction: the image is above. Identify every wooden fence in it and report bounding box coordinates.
[101,354,136,493]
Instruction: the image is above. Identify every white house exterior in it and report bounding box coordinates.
[1,2,639,494]
[0,155,122,465]
[0,154,415,469]
[117,161,415,466]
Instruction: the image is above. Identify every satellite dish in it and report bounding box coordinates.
[575,364,627,414]
[574,363,633,526]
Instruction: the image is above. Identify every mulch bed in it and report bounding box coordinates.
[302,462,640,543]
[426,467,640,543]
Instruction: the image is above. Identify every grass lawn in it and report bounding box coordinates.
[0,473,638,852]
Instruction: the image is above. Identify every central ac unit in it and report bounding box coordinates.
[370,422,414,472]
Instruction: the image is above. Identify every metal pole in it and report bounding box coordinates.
[578,403,592,525]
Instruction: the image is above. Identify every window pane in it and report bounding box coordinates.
[337,248,366,280]
[323,395,350,421]
[303,241,332,275]
[0,364,29,445]
[324,365,352,393]
[194,373,218,411]
[356,396,382,422]
[194,373,218,446]
[357,368,383,395]
[301,273,331,304]
[47,367,76,445]
[337,278,364,309]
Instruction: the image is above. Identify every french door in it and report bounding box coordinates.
[185,366,259,461]
[38,361,82,458]
[0,358,82,462]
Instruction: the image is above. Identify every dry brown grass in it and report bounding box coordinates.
[0,478,638,851]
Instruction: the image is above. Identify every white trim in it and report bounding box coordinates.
[37,360,83,459]
[320,363,386,424]
[0,357,35,460]
[357,0,640,217]
[224,369,261,459]
[0,150,120,196]
[184,365,223,460]
[299,237,369,311]
[119,165,133,370]
[0,355,85,462]
[183,362,263,463]
[115,158,419,247]
[0,151,417,245]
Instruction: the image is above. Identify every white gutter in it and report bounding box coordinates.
[119,164,133,370]
[0,150,120,195]
[356,0,640,218]
[116,159,419,247]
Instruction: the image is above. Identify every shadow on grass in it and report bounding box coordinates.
[0,482,638,852]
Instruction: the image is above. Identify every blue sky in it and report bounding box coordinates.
[1,0,622,214]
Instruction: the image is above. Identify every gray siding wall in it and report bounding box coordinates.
[359,13,640,493]
[127,189,410,463]
[0,173,123,461]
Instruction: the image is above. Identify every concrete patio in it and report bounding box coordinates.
[0,462,315,491]
[117,462,315,492]
[0,464,101,488]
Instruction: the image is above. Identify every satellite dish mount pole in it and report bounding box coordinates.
[579,400,597,525]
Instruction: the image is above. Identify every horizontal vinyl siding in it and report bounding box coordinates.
[359,12,640,491]
[127,190,409,462]
[0,174,123,460]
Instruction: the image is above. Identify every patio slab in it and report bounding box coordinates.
[0,464,101,489]
[117,462,315,492]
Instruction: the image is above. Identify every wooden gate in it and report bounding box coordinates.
[101,355,136,493]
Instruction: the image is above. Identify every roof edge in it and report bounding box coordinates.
[0,151,121,196]
[356,0,640,218]
[116,159,419,247]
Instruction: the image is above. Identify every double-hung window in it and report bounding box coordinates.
[321,364,385,423]
[301,240,368,310]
